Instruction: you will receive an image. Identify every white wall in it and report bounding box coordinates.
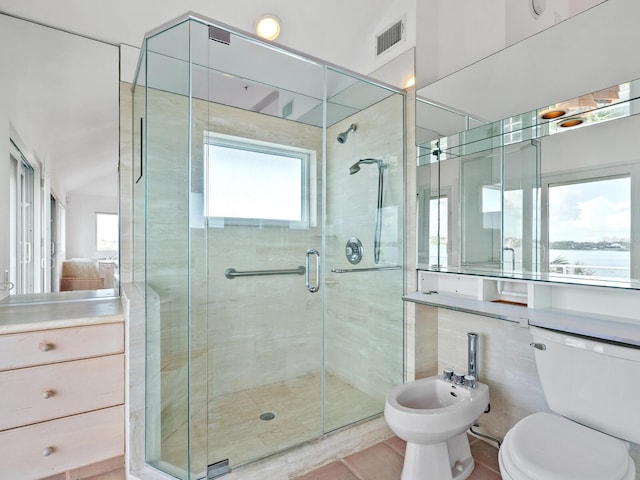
[416,0,506,87]
[65,193,118,259]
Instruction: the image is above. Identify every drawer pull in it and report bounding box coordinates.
[42,447,54,457]
[39,342,54,352]
[42,390,54,399]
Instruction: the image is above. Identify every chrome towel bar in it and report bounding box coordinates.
[330,266,402,273]
[225,266,306,279]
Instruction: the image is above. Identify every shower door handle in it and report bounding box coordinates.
[305,248,320,293]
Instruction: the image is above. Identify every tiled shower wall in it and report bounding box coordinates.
[195,99,324,397]
[133,83,405,431]
[325,94,405,402]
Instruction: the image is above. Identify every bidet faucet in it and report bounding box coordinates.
[468,332,478,383]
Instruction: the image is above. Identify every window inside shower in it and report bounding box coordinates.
[204,134,315,227]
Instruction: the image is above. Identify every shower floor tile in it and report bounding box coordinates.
[161,371,382,471]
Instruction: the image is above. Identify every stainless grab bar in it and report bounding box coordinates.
[225,266,305,279]
[330,266,402,273]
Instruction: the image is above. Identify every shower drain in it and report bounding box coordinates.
[259,412,275,421]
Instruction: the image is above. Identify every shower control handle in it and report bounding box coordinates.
[305,249,320,293]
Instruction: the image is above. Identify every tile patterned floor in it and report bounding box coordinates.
[162,372,383,470]
[294,435,501,480]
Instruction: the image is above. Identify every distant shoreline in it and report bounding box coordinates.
[549,242,629,251]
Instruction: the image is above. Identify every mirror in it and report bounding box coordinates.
[416,79,640,289]
[0,14,120,303]
[414,0,640,290]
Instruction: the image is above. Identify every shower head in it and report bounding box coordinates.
[348,158,385,175]
[337,124,357,144]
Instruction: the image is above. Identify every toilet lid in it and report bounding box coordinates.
[501,412,632,480]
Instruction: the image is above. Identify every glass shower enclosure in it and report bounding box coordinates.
[132,14,405,479]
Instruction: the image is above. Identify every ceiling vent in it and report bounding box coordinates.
[209,26,230,45]
[376,19,404,56]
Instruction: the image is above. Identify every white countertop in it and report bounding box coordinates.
[0,297,124,334]
[404,291,640,347]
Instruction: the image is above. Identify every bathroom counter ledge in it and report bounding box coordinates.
[0,298,124,334]
[404,291,640,348]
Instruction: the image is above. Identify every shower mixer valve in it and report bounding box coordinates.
[345,237,363,264]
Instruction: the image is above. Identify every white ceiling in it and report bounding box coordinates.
[0,0,409,72]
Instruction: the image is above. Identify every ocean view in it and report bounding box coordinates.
[549,249,630,279]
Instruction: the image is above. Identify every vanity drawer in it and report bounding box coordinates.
[0,322,124,371]
[0,405,124,479]
[0,354,124,431]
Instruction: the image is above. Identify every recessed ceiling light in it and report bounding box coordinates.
[255,15,281,41]
[558,117,584,128]
[539,109,566,120]
[404,76,416,89]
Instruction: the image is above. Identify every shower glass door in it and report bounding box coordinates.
[197,21,325,471]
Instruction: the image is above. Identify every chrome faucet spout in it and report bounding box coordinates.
[468,332,478,382]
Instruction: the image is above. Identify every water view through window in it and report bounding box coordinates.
[548,176,630,279]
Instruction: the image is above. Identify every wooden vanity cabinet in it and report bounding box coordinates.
[0,321,125,479]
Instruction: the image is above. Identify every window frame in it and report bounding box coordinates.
[204,133,316,229]
[95,211,119,253]
[541,165,634,278]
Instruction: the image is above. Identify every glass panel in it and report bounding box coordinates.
[430,196,448,267]
[416,162,434,266]
[502,141,539,275]
[455,141,540,276]
[196,21,325,469]
[324,67,404,431]
[143,19,192,479]
[132,49,146,287]
[460,147,502,270]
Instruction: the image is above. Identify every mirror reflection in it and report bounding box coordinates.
[0,14,120,304]
[417,79,640,289]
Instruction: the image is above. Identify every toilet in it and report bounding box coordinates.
[499,326,639,479]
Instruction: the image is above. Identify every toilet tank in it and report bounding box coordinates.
[531,325,640,443]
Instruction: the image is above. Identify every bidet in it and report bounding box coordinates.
[384,376,490,480]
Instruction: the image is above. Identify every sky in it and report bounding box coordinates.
[548,176,630,243]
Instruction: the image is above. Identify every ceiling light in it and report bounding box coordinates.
[255,15,281,41]
[558,117,584,128]
[539,109,566,120]
[404,76,416,89]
